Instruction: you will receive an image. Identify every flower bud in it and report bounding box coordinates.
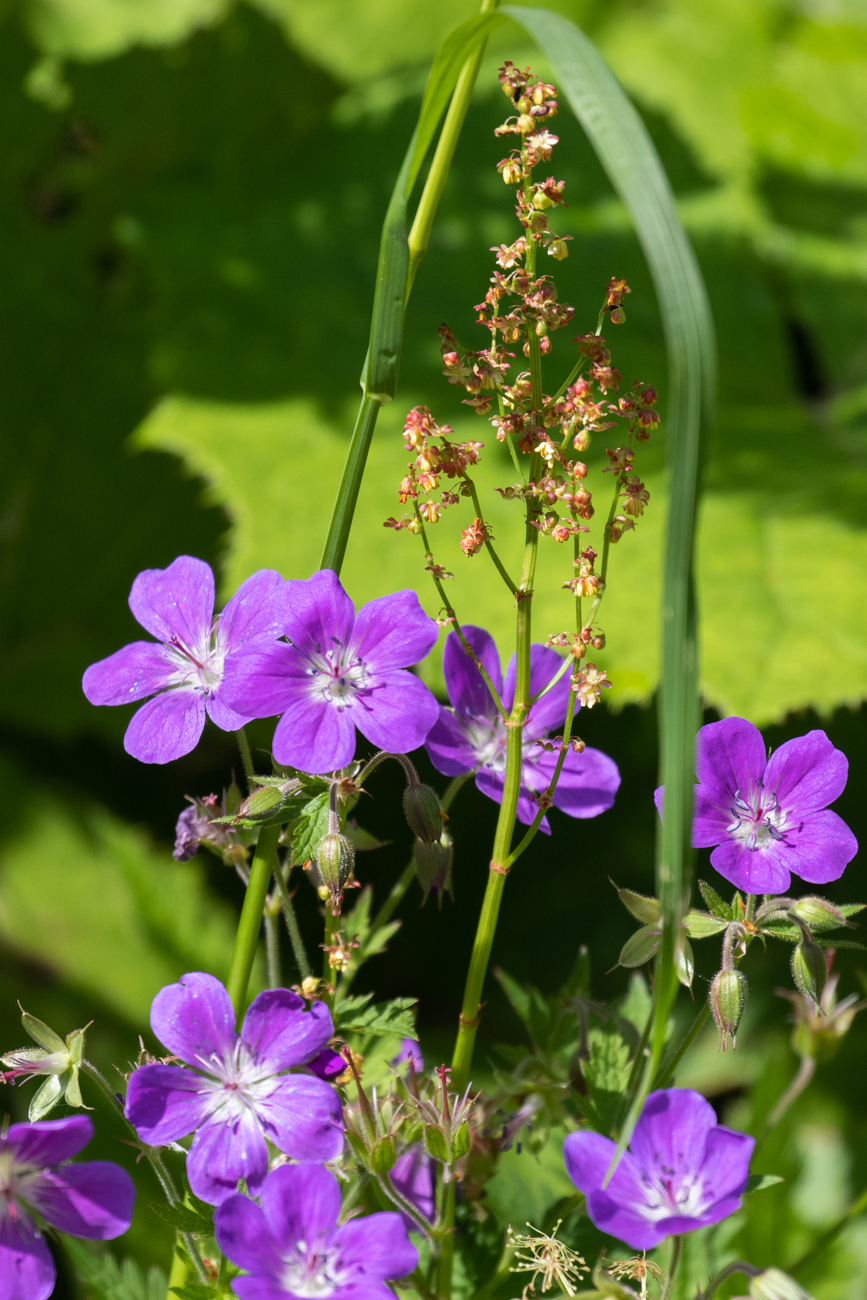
[750,1268,813,1300]
[414,833,453,903]
[403,783,445,843]
[315,832,355,906]
[609,306,625,324]
[548,238,569,260]
[591,634,605,649]
[369,1135,397,1175]
[710,967,746,1050]
[789,897,850,931]
[792,931,827,1007]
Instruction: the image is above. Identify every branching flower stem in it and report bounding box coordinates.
[462,474,518,594]
[226,823,281,1013]
[659,1236,683,1300]
[505,666,580,868]
[79,1060,208,1287]
[273,859,312,981]
[413,506,508,718]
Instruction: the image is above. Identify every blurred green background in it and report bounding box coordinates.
[2,0,867,1294]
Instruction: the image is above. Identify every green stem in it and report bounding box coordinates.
[226,824,280,1012]
[322,901,340,1010]
[695,1262,758,1300]
[654,1002,711,1089]
[406,0,500,288]
[464,475,518,593]
[504,669,578,867]
[321,394,382,574]
[437,1182,457,1300]
[166,1247,189,1299]
[80,1060,208,1286]
[660,1236,683,1300]
[528,652,572,705]
[237,727,255,786]
[376,1172,435,1236]
[264,905,282,988]
[273,861,312,981]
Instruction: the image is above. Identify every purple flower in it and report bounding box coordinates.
[83,556,284,764]
[0,1115,134,1300]
[390,1146,436,1231]
[655,718,858,894]
[214,1162,419,1300]
[425,626,620,831]
[124,973,343,1205]
[222,569,439,774]
[307,1048,347,1082]
[392,1038,424,1072]
[563,1088,754,1251]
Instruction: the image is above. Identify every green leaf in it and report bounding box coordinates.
[699,880,733,920]
[334,994,417,1039]
[149,1201,214,1234]
[345,821,391,851]
[683,910,728,939]
[493,966,532,1028]
[170,1287,217,1300]
[63,1238,167,1300]
[291,791,330,865]
[746,1173,785,1193]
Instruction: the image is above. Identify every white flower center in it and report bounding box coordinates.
[726,781,790,851]
[0,1150,40,1221]
[281,1242,347,1298]
[304,643,370,711]
[463,715,548,792]
[196,1041,277,1125]
[637,1165,715,1222]
[166,622,226,696]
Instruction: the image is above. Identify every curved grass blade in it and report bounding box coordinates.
[321,7,504,573]
[503,5,716,1152]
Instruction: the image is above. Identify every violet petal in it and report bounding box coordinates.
[254,1074,344,1163]
[271,692,358,773]
[259,1164,340,1247]
[390,1146,436,1230]
[763,729,849,816]
[128,555,215,648]
[700,1125,754,1201]
[695,718,766,805]
[691,786,733,848]
[218,569,285,650]
[150,971,236,1068]
[5,1116,93,1167]
[336,1213,419,1280]
[786,809,859,885]
[505,644,569,733]
[123,689,206,764]
[424,709,480,778]
[214,1191,283,1279]
[352,670,439,755]
[629,1089,716,1175]
[281,569,356,659]
[220,642,302,720]
[82,641,177,707]
[241,990,333,1072]
[205,691,252,733]
[585,1190,665,1252]
[534,745,620,819]
[0,1211,56,1300]
[351,590,438,671]
[124,1063,211,1145]
[188,1111,270,1206]
[442,626,503,721]
[709,839,792,894]
[29,1162,135,1239]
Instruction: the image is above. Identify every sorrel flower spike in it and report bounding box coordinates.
[0,1114,135,1300]
[425,625,620,830]
[563,1088,754,1251]
[214,1162,419,1300]
[124,972,343,1205]
[655,717,858,894]
[222,568,440,774]
[83,556,285,763]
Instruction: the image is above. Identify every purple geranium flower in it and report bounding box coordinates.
[655,718,858,894]
[0,1115,134,1300]
[563,1088,754,1251]
[222,569,440,774]
[124,973,343,1205]
[425,626,620,831]
[214,1163,418,1300]
[83,556,284,764]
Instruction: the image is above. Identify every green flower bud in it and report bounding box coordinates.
[315,832,355,905]
[790,919,827,1007]
[402,783,445,843]
[414,834,453,903]
[709,967,747,1051]
[369,1135,397,1175]
[789,897,849,931]
[750,1268,814,1300]
[423,1124,451,1163]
